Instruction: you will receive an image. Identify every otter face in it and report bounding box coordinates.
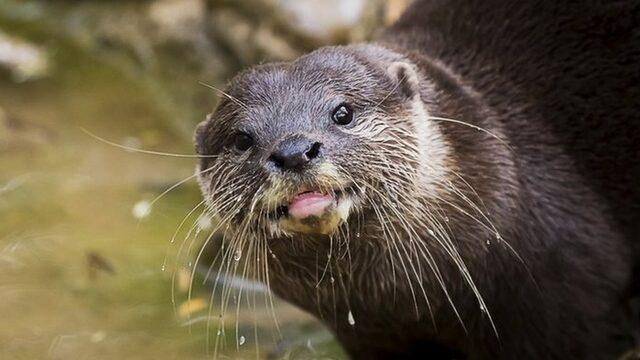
[195,45,447,239]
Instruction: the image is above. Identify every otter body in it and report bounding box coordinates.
[196,1,640,358]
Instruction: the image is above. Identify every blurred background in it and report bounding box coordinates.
[0,0,410,358]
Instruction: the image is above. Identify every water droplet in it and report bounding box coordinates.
[188,261,192,267]
[132,200,152,219]
[427,229,435,236]
[239,335,246,345]
[271,253,277,259]
[495,232,501,240]
[216,330,221,336]
[196,214,212,231]
[330,277,335,284]
[347,310,355,326]
[486,240,491,246]
[161,265,165,271]
[233,250,242,261]
[355,232,360,238]
[444,216,449,222]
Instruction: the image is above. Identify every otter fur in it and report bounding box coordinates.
[194,1,640,358]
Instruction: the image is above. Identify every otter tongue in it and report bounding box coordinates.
[288,192,334,219]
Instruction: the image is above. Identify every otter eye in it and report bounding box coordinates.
[233,132,253,152]
[332,103,354,125]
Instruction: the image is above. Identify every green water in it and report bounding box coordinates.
[0,15,344,360]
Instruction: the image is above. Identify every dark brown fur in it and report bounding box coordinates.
[196,1,640,358]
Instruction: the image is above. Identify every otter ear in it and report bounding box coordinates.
[386,61,421,100]
[194,113,213,149]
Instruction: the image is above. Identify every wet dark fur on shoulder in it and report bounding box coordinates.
[372,1,640,357]
[195,1,640,359]
[385,0,640,267]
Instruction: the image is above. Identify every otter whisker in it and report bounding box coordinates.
[233,228,255,350]
[428,116,514,152]
[243,189,285,345]
[374,186,467,331]
[219,196,263,347]
[391,185,497,336]
[356,147,471,329]
[186,202,246,337]
[315,233,334,288]
[146,166,219,233]
[362,187,421,316]
[442,180,518,257]
[361,182,434,319]
[80,127,218,158]
[211,206,249,356]
[201,201,249,357]
[261,229,283,339]
[199,81,250,111]
[370,71,409,110]
[169,200,207,315]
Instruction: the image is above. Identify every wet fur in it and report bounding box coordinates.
[195,1,640,359]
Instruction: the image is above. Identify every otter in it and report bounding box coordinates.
[194,1,640,358]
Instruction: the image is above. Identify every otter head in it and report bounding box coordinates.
[195,44,450,243]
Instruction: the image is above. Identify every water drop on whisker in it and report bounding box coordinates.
[347,310,355,326]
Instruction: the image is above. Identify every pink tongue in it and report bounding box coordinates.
[288,192,334,219]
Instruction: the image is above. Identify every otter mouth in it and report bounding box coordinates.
[270,185,357,235]
[273,186,355,219]
[286,190,336,219]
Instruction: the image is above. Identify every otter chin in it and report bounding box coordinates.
[194,1,640,358]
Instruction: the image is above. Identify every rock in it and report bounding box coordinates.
[0,30,49,81]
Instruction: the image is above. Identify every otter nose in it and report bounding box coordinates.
[268,136,322,172]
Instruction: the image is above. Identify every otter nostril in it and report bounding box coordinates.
[268,153,285,169]
[268,138,321,172]
[305,142,322,160]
